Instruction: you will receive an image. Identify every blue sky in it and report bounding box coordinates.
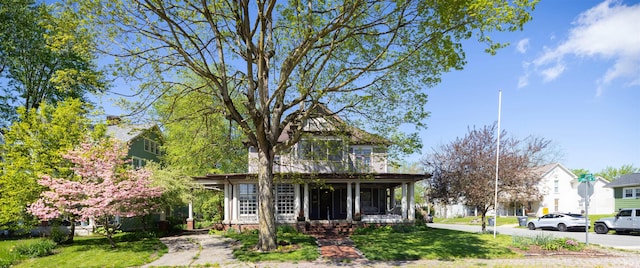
[93,0,639,173]
[405,0,640,173]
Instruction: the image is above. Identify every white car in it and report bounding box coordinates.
[527,213,590,232]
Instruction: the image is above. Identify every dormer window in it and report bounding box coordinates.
[298,139,343,161]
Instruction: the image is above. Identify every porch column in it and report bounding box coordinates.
[223,183,230,224]
[355,182,361,215]
[408,182,415,220]
[303,183,309,218]
[159,209,166,221]
[232,184,239,223]
[401,182,407,219]
[186,200,194,230]
[347,182,353,220]
[294,184,301,219]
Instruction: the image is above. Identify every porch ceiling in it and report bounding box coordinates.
[193,172,430,186]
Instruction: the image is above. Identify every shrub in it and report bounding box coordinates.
[49,226,68,244]
[530,233,555,246]
[0,258,12,268]
[118,231,158,242]
[391,225,414,233]
[513,234,584,251]
[511,235,533,250]
[563,239,581,250]
[167,216,185,233]
[13,239,57,258]
[277,225,298,234]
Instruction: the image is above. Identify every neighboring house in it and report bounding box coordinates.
[504,163,614,217]
[194,107,428,230]
[105,116,164,169]
[604,173,640,210]
[433,163,614,218]
[74,116,165,235]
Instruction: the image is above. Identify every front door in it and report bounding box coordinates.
[309,184,347,220]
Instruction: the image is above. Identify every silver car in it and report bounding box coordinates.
[527,213,590,232]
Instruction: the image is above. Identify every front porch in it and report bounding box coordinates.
[191,173,428,229]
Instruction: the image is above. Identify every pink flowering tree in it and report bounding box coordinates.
[29,138,163,247]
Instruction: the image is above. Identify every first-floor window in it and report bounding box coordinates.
[554,199,559,212]
[239,184,257,218]
[275,184,295,216]
[132,157,146,169]
[623,187,640,199]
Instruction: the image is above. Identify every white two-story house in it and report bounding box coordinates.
[193,108,428,229]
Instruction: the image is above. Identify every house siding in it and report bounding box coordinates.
[612,187,640,210]
[535,165,582,216]
[128,132,162,163]
[614,198,640,210]
[248,145,387,174]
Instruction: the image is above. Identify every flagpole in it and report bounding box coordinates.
[493,90,502,238]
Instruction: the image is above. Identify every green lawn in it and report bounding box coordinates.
[223,227,319,262]
[350,225,518,261]
[0,233,166,268]
[434,215,520,225]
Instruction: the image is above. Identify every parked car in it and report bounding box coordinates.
[594,208,640,235]
[425,213,434,223]
[526,213,589,231]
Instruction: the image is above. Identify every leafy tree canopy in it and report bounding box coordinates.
[29,138,163,247]
[595,164,640,182]
[73,0,538,251]
[0,0,105,128]
[153,74,247,175]
[0,98,102,230]
[423,123,552,231]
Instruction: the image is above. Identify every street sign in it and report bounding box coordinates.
[578,173,595,182]
[577,182,594,198]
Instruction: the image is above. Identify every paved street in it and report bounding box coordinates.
[428,223,640,251]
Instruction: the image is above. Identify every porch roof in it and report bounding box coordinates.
[193,172,430,186]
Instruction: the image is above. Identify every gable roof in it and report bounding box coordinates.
[106,123,160,143]
[277,104,389,145]
[531,163,577,179]
[605,173,640,188]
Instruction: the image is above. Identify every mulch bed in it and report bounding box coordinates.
[510,245,617,257]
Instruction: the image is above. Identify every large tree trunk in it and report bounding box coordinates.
[256,148,277,251]
[67,220,75,243]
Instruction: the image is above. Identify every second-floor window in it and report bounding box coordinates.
[144,138,161,155]
[298,139,343,161]
[352,147,372,168]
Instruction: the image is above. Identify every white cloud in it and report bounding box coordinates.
[516,39,530,54]
[540,63,566,82]
[531,0,640,91]
[518,61,531,88]
[517,75,529,88]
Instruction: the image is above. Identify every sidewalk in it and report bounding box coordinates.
[143,233,640,268]
[141,233,247,268]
